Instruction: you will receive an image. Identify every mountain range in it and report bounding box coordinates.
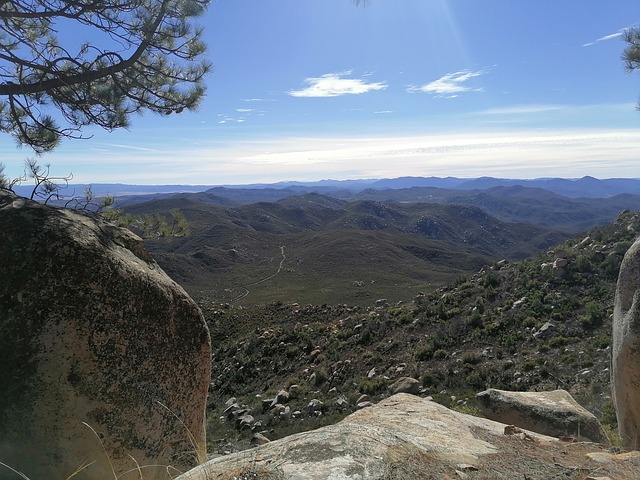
[27,174,636,306]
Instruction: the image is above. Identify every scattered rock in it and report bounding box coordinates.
[307,399,324,415]
[533,321,556,340]
[476,388,609,444]
[0,191,211,480]
[375,298,389,308]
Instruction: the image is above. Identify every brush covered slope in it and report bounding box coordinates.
[199,211,640,453]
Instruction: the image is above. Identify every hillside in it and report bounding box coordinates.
[198,210,640,453]
[125,195,569,306]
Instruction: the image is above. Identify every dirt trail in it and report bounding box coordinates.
[231,246,286,302]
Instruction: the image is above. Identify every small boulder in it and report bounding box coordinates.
[533,322,556,340]
[307,399,324,415]
[476,388,608,444]
[250,433,271,446]
[388,377,420,395]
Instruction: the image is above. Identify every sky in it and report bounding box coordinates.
[2,0,640,185]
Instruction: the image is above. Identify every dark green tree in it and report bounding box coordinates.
[0,0,211,153]
[623,27,640,108]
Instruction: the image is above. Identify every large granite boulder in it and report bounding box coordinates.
[476,388,609,444]
[613,236,640,449]
[0,191,211,480]
[176,394,631,480]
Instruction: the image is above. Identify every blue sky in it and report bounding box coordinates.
[2,0,640,184]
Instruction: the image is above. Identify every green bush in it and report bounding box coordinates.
[358,377,389,395]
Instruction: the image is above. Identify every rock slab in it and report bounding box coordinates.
[0,192,211,480]
[476,388,608,444]
[612,236,640,449]
[175,394,630,480]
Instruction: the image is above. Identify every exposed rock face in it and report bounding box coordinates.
[612,236,640,449]
[0,191,211,480]
[176,394,627,480]
[476,388,608,444]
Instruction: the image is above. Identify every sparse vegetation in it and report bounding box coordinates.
[196,210,640,453]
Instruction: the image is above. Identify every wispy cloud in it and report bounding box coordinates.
[582,28,628,47]
[479,104,564,115]
[288,71,387,98]
[236,108,254,113]
[407,69,489,98]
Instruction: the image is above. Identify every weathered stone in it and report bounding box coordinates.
[476,388,608,444]
[0,192,211,480]
[237,414,255,430]
[388,376,420,395]
[271,389,290,407]
[612,236,640,448]
[288,384,301,398]
[262,398,275,412]
[533,321,556,340]
[307,399,324,415]
[175,394,632,480]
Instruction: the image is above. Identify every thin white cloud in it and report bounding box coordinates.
[408,69,489,97]
[236,108,254,113]
[374,110,393,114]
[242,98,275,102]
[288,72,387,98]
[479,104,564,115]
[582,28,628,47]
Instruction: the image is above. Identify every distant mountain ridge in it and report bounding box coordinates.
[10,175,640,200]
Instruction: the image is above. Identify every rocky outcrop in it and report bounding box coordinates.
[612,236,640,449]
[176,394,629,480]
[0,191,211,480]
[475,388,609,444]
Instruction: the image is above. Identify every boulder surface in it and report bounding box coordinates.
[0,191,211,480]
[476,388,609,444]
[613,236,640,449]
[176,394,634,480]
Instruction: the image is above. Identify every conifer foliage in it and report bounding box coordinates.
[0,0,211,153]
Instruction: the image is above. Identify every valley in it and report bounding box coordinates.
[113,177,640,452]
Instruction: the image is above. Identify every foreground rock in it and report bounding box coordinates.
[176,394,634,480]
[613,236,640,449]
[476,388,609,444]
[0,192,211,480]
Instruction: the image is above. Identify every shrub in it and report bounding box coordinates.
[415,343,435,361]
[461,352,481,365]
[358,377,389,395]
